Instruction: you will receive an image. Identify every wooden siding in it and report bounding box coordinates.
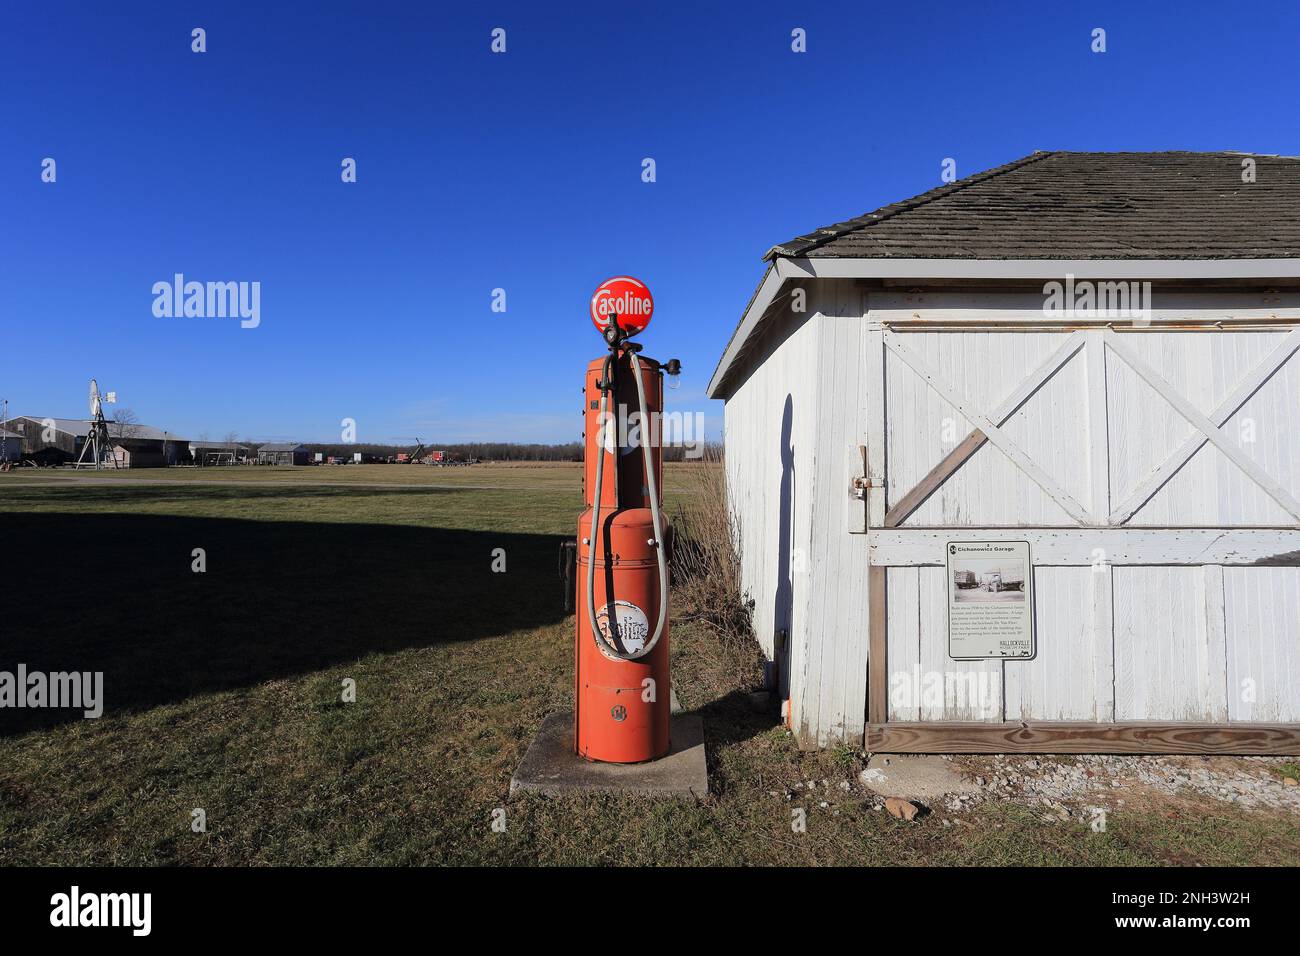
[723,280,871,746]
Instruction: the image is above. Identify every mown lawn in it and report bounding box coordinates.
[2,465,1297,865]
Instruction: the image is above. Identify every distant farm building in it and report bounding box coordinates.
[3,417,80,463]
[0,428,21,462]
[190,441,249,465]
[257,442,310,465]
[109,439,167,469]
[3,416,187,466]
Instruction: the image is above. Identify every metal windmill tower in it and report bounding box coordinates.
[74,378,119,469]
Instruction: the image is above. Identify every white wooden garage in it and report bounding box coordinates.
[709,151,1300,753]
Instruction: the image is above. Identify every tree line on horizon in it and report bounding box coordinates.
[300,441,584,461]
[293,441,721,462]
[177,435,721,463]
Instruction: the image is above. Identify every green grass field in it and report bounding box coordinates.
[2,464,1297,865]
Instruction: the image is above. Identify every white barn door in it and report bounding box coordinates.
[863,323,1300,752]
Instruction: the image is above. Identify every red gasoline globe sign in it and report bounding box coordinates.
[590,276,654,336]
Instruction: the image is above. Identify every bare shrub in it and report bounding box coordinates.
[669,450,755,656]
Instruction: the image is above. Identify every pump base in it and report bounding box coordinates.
[509,711,707,800]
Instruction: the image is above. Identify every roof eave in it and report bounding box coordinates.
[706,263,782,399]
[706,255,1300,400]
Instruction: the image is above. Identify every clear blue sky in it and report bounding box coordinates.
[3,1,1298,444]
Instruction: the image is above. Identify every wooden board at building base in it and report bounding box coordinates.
[866,721,1300,755]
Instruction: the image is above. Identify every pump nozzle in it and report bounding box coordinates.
[603,314,624,348]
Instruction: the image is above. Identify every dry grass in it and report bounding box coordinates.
[669,455,758,665]
[3,466,1298,866]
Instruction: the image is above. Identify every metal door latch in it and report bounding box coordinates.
[851,475,882,500]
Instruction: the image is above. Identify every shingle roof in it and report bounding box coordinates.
[257,442,306,452]
[768,151,1300,260]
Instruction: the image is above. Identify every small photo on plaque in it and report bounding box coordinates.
[946,541,1035,660]
[951,557,1026,603]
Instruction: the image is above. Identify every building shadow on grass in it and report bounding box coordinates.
[4,483,473,505]
[1,512,567,736]
[684,688,782,761]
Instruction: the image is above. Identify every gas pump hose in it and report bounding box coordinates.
[585,351,668,661]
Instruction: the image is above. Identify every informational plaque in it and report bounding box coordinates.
[946,541,1035,660]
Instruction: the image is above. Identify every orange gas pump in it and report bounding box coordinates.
[572,277,680,763]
